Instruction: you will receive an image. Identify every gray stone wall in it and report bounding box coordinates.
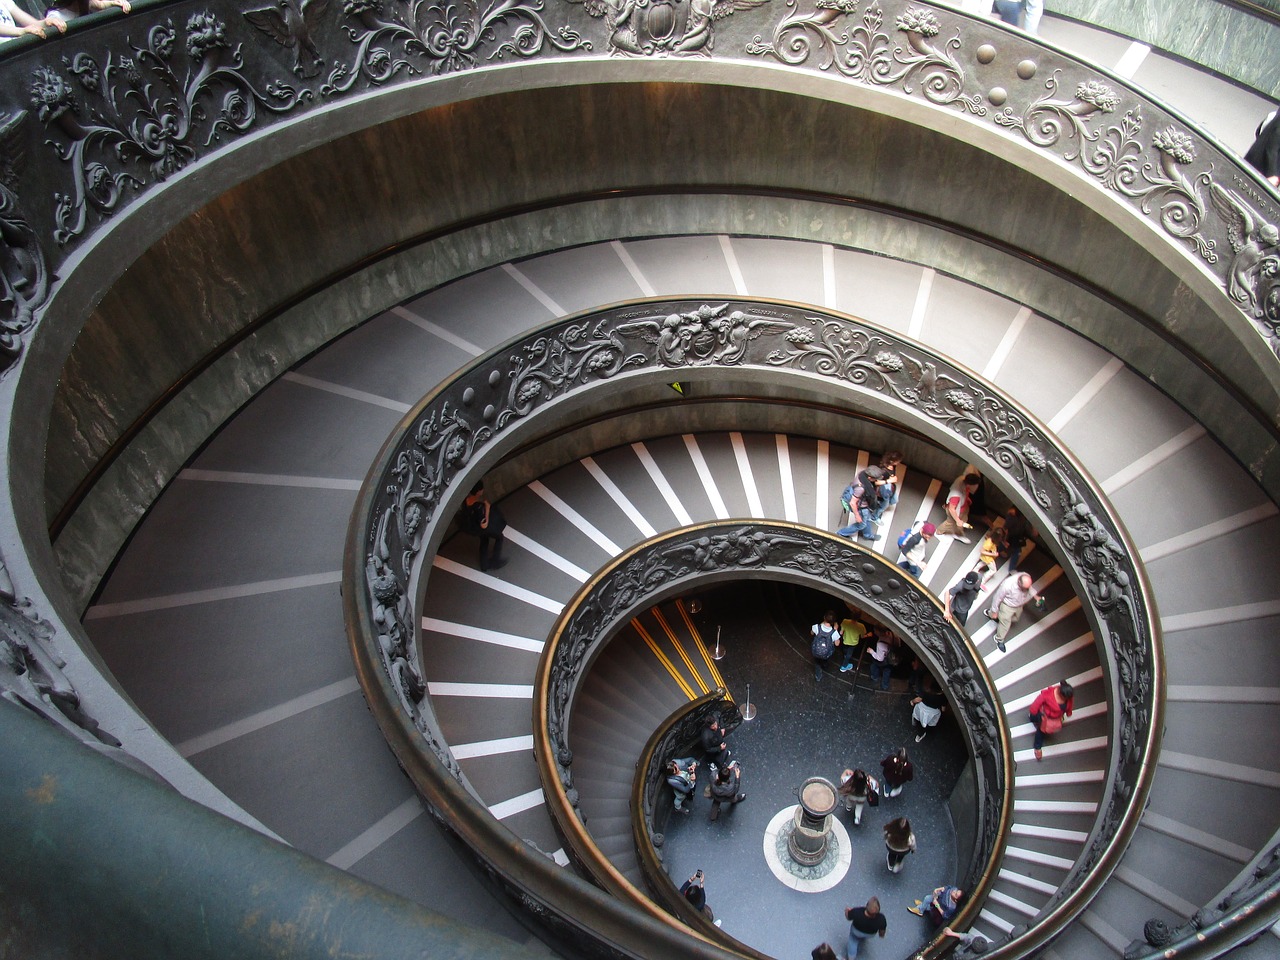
[1049,0,1280,97]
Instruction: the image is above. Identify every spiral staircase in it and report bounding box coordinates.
[85,233,1280,956]
[3,1,1280,959]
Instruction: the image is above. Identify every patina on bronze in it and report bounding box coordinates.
[787,776,839,867]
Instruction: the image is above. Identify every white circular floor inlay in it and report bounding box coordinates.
[761,804,853,893]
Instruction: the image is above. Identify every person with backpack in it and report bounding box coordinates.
[810,610,840,680]
[856,464,886,521]
[880,747,914,798]
[837,480,881,542]
[870,452,904,524]
[897,522,935,577]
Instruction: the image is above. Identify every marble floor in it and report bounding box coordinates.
[659,583,970,959]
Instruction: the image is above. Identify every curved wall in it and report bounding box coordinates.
[40,79,1280,607]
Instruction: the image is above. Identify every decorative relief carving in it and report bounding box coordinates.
[747,2,985,114]
[570,0,765,57]
[29,13,312,245]
[759,314,1051,492]
[995,77,1216,264]
[0,555,120,748]
[246,0,330,78]
[0,0,1277,371]
[324,0,590,93]
[1209,182,1280,330]
[542,524,1008,893]
[1124,838,1280,960]
[0,112,53,374]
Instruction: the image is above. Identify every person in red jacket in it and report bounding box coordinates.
[1028,681,1074,761]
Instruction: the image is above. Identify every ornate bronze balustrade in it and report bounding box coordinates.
[549,527,1012,956]
[0,0,1277,385]
[347,296,1163,958]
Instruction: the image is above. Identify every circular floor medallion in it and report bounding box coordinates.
[761,804,853,893]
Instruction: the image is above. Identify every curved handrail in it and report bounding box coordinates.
[3,0,1278,391]
[0,696,551,960]
[631,689,738,933]
[1122,833,1280,960]
[530,522,1012,957]
[347,295,1161,958]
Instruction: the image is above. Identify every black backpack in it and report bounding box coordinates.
[811,623,837,660]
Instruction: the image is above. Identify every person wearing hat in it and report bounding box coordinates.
[945,570,983,625]
[897,521,936,577]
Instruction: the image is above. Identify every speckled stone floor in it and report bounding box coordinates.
[660,583,970,959]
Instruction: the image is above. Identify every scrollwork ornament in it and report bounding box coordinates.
[568,0,765,58]
[33,14,312,245]
[325,0,589,94]
[994,71,1118,153]
[0,555,120,748]
[746,0,860,71]
[0,112,54,375]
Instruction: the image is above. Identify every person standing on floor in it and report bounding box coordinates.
[838,613,869,673]
[811,945,838,960]
[700,716,732,767]
[985,571,1039,653]
[844,896,887,957]
[866,626,895,691]
[883,817,916,873]
[679,869,718,924]
[910,683,947,742]
[461,482,507,572]
[880,747,914,798]
[708,760,746,821]
[936,472,980,543]
[1028,680,1074,760]
[811,610,840,681]
[897,521,936,577]
[838,768,871,825]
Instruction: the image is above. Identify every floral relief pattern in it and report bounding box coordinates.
[30,14,310,245]
[748,2,985,114]
[355,300,1157,905]
[324,0,590,93]
[0,0,1276,375]
[995,74,1217,265]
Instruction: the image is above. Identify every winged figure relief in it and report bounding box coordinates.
[1209,181,1280,320]
[896,354,965,404]
[245,0,331,78]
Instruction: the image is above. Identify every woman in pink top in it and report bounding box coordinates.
[1028,680,1074,761]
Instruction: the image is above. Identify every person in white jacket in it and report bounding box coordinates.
[896,522,936,577]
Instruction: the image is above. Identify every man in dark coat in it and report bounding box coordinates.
[1245,110,1280,187]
